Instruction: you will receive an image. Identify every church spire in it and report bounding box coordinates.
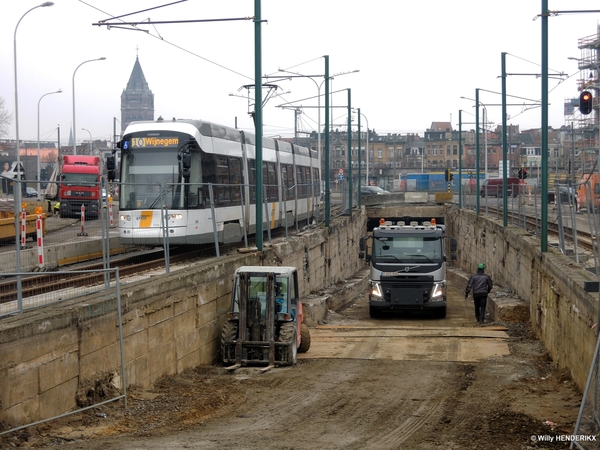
[120,51,154,135]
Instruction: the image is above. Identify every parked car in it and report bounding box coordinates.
[25,187,38,198]
[548,186,578,205]
[480,178,521,198]
[361,186,390,196]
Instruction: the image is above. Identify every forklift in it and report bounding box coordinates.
[221,266,311,372]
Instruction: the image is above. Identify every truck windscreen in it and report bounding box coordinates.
[62,173,98,185]
[372,236,443,263]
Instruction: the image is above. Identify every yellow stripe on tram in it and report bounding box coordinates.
[270,202,276,229]
[140,210,153,228]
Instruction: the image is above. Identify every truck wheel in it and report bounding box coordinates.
[435,306,447,319]
[221,321,238,360]
[369,305,381,318]
[298,323,311,353]
[279,322,297,365]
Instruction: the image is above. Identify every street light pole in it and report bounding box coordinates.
[461,95,489,179]
[82,128,92,154]
[14,2,54,193]
[275,67,358,185]
[277,68,324,181]
[37,89,61,200]
[72,57,106,155]
[354,109,369,185]
[13,1,53,313]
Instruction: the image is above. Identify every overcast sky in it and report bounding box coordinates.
[1,0,600,147]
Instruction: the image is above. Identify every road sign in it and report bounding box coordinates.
[338,168,344,175]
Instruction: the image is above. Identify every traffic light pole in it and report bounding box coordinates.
[541,0,548,253]
[476,89,481,215]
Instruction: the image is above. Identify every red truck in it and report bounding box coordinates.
[59,155,102,219]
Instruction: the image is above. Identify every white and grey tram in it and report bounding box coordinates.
[116,118,321,246]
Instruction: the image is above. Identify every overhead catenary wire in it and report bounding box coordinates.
[79,0,254,82]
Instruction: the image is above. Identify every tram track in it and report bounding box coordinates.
[486,206,596,253]
[0,206,341,306]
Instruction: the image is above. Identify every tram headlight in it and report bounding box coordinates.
[169,214,183,220]
[120,214,131,221]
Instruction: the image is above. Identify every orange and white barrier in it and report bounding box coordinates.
[20,209,26,247]
[109,197,114,226]
[78,205,88,236]
[36,215,44,268]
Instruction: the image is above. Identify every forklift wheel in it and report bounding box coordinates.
[299,323,311,353]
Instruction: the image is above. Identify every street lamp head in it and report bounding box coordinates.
[99,57,106,61]
[40,2,54,6]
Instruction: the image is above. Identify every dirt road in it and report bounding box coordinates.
[1,280,582,449]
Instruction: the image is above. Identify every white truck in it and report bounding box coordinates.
[359,219,456,319]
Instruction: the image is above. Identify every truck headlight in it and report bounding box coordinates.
[430,283,445,301]
[370,282,383,299]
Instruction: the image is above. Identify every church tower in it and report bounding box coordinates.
[120,56,154,135]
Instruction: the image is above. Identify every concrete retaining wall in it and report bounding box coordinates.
[0,213,366,426]
[445,204,599,392]
[4,201,597,426]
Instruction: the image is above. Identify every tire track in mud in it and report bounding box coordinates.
[362,397,448,449]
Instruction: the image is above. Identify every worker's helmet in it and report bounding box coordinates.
[478,263,485,270]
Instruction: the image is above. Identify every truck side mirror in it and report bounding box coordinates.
[359,236,366,252]
[450,238,457,252]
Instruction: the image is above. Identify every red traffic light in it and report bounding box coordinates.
[580,90,593,115]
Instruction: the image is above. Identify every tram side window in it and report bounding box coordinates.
[248,160,256,203]
[216,156,230,204]
[304,167,312,198]
[198,150,217,208]
[287,164,296,199]
[265,162,277,202]
[296,166,306,198]
[230,157,242,202]
[281,164,291,201]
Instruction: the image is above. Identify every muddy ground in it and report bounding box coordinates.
[0,285,585,449]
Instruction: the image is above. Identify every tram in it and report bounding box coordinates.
[112,118,321,246]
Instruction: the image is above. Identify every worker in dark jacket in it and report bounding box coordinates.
[465,263,493,323]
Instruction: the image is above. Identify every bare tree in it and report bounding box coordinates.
[0,97,12,139]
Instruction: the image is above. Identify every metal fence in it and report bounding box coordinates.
[0,177,324,311]
[0,177,114,315]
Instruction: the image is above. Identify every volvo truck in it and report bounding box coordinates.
[359,218,456,319]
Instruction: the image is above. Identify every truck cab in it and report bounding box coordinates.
[59,155,102,218]
[360,219,455,319]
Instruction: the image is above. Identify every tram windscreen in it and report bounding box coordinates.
[119,133,189,210]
